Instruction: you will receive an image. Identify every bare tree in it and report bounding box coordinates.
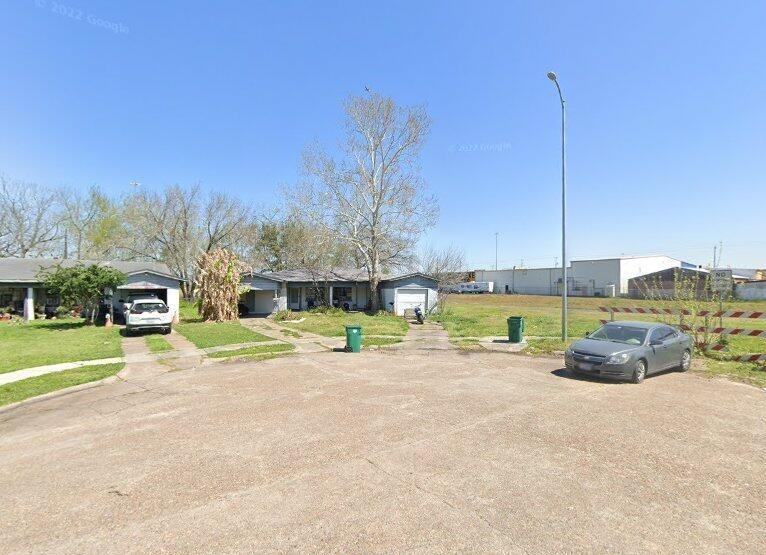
[295,91,436,310]
[0,177,61,257]
[57,185,123,259]
[121,184,257,296]
[58,186,98,259]
[416,245,466,312]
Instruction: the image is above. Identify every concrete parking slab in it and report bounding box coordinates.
[0,350,764,553]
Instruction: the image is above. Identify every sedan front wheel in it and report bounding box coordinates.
[679,350,691,372]
[631,359,646,384]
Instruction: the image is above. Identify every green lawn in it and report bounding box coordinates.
[0,363,124,407]
[436,294,766,346]
[435,294,766,384]
[179,299,202,322]
[283,310,409,338]
[145,334,174,353]
[175,321,272,349]
[208,343,294,360]
[175,299,273,348]
[696,359,766,389]
[0,320,123,374]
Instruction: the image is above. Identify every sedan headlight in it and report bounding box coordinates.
[606,352,631,365]
[564,348,573,357]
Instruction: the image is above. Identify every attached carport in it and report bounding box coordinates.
[112,270,183,321]
[240,274,281,315]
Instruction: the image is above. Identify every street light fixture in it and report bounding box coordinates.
[547,71,567,342]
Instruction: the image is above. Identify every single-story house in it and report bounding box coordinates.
[240,268,439,316]
[0,257,183,321]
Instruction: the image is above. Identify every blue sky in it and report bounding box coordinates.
[2,0,764,268]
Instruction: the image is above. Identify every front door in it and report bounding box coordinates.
[288,287,301,310]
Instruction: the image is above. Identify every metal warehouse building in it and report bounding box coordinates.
[475,255,696,297]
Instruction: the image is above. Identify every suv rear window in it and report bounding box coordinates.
[132,302,168,313]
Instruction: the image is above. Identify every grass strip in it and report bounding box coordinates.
[0,363,124,407]
[175,322,271,349]
[208,343,295,359]
[145,334,174,353]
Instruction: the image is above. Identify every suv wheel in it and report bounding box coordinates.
[632,359,646,384]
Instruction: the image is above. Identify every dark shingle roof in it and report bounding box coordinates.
[0,257,180,283]
[248,267,436,284]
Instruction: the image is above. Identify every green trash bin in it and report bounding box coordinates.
[345,325,362,353]
[507,316,525,343]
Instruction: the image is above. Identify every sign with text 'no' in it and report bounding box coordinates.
[711,269,733,294]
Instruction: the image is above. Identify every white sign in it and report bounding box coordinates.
[711,269,733,293]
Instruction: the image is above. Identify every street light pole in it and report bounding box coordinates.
[547,71,567,342]
[494,232,499,271]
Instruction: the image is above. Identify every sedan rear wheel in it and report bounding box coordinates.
[679,350,691,372]
[631,359,646,384]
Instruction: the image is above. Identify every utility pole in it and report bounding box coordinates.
[713,244,717,268]
[494,232,499,271]
[548,71,568,342]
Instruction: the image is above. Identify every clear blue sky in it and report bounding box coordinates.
[2,0,764,268]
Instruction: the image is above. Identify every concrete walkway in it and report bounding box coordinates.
[240,317,339,353]
[396,320,453,351]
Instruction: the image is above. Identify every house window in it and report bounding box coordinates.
[334,286,352,302]
[45,291,61,307]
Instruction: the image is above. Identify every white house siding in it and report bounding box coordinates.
[735,281,766,300]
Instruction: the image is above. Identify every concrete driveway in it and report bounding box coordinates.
[1,350,764,553]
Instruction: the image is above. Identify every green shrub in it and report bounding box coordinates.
[55,306,72,319]
[273,309,301,321]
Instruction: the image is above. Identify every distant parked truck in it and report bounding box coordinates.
[457,281,494,294]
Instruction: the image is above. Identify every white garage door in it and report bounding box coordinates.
[396,288,427,316]
[252,291,275,314]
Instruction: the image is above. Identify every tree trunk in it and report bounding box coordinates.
[369,264,381,312]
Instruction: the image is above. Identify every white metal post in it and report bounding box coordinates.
[23,287,35,321]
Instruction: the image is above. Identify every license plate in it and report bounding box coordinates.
[578,363,593,371]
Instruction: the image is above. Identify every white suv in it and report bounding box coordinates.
[125,298,173,335]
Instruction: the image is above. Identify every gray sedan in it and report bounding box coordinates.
[564,321,693,384]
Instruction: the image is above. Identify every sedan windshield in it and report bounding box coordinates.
[588,324,647,345]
